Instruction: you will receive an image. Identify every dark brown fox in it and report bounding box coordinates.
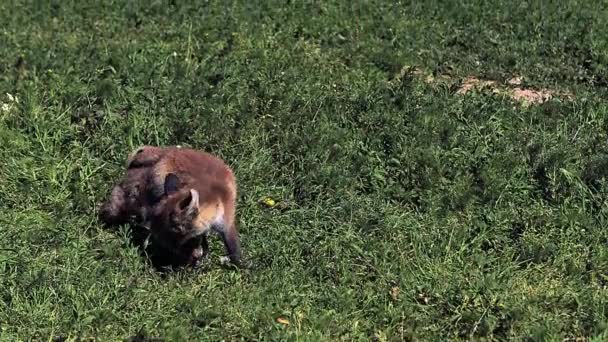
[99,145,241,267]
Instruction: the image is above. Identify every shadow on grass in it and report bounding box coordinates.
[101,219,248,275]
[124,222,199,274]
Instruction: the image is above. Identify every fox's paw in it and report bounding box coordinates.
[219,255,252,269]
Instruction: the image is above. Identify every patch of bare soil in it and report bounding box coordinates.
[395,66,574,105]
[454,75,573,104]
[510,87,554,104]
[456,76,497,95]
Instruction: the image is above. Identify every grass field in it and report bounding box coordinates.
[2,1,608,340]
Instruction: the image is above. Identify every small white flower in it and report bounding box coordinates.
[1,103,10,112]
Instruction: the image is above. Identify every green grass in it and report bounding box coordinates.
[2,0,608,340]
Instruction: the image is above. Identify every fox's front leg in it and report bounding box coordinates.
[191,235,210,268]
[217,224,241,266]
[216,197,241,266]
[201,233,210,259]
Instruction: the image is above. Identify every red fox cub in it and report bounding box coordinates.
[99,145,241,267]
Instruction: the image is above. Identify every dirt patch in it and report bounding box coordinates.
[455,75,574,104]
[454,76,572,104]
[396,66,574,105]
[507,76,522,86]
[456,76,498,95]
[509,87,554,104]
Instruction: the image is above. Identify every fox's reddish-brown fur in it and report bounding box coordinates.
[99,145,241,267]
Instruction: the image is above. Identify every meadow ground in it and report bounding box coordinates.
[1,1,608,340]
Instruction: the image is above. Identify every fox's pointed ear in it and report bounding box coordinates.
[164,173,180,195]
[179,189,199,217]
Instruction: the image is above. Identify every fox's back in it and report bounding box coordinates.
[154,147,236,203]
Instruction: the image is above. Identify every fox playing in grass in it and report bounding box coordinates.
[99,145,241,268]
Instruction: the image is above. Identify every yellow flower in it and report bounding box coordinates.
[276,317,290,325]
[262,197,276,207]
